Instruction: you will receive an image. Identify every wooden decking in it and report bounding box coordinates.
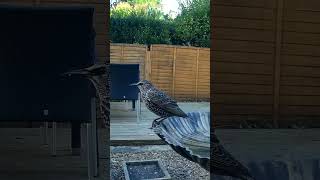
[110,101,209,145]
[111,122,164,146]
[0,128,107,180]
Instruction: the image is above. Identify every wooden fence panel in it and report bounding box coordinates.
[110,43,146,80]
[212,0,276,127]
[279,0,320,126]
[149,45,174,97]
[197,49,210,100]
[212,0,320,127]
[110,44,210,101]
[174,48,198,100]
[149,45,210,101]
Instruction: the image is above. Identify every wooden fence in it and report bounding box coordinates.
[212,0,320,127]
[111,43,210,101]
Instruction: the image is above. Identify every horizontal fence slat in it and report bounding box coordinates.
[213,62,273,75]
[283,43,320,57]
[283,31,320,46]
[280,105,320,116]
[213,84,273,95]
[280,86,320,96]
[284,21,320,34]
[212,0,276,8]
[213,94,273,105]
[281,76,320,86]
[281,55,320,67]
[281,65,320,77]
[213,73,273,85]
[214,104,273,115]
[214,17,275,30]
[284,10,320,23]
[280,96,320,106]
[213,5,275,20]
[213,51,274,64]
[212,39,275,53]
[213,28,275,42]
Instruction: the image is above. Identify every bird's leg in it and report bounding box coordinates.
[150,117,164,129]
[150,117,161,129]
[154,117,166,124]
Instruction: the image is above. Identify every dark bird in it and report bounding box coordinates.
[61,63,110,127]
[211,132,255,180]
[130,80,188,127]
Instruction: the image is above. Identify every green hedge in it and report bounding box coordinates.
[111,16,172,45]
[110,0,210,48]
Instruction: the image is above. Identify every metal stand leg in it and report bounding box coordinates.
[51,122,57,156]
[86,123,93,180]
[125,100,129,110]
[137,93,141,123]
[81,123,86,158]
[91,98,98,177]
[41,122,48,145]
[86,98,99,179]
[132,100,136,111]
[71,122,81,155]
[137,93,140,123]
[41,109,49,145]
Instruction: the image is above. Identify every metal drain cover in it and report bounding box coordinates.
[123,160,171,180]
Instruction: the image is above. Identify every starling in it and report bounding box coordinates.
[61,63,110,127]
[130,80,188,127]
[211,132,255,180]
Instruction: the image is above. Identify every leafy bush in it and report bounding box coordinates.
[174,0,210,47]
[111,16,172,45]
[110,0,210,48]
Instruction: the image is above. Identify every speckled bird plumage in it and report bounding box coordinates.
[62,63,110,128]
[132,81,255,179]
[134,80,188,119]
[211,132,255,180]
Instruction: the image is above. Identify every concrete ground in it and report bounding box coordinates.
[110,102,211,179]
[111,145,209,180]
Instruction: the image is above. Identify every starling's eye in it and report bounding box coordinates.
[138,82,143,86]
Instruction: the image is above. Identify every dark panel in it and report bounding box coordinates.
[110,64,139,100]
[0,5,95,122]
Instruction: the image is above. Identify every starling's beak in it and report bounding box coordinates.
[129,82,139,86]
[60,69,89,77]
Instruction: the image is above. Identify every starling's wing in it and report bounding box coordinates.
[211,133,253,179]
[146,89,187,117]
[86,63,106,71]
[88,66,110,127]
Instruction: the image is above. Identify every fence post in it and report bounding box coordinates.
[195,48,200,102]
[145,47,151,81]
[172,47,177,98]
[273,0,284,128]
[120,44,124,63]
